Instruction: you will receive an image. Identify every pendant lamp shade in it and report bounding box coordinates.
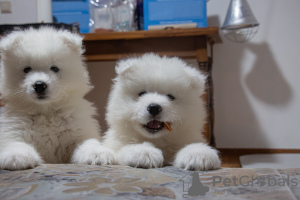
[221,0,259,42]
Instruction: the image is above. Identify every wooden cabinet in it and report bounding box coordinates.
[83,27,220,144]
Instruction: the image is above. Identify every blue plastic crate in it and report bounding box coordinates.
[143,0,207,30]
[52,0,90,33]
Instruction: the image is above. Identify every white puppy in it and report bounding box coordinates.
[104,54,221,170]
[0,27,115,170]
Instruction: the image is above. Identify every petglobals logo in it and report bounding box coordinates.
[212,175,298,187]
[179,172,298,198]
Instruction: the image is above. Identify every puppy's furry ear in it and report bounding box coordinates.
[0,31,23,54]
[115,58,138,77]
[184,66,207,95]
[60,31,84,54]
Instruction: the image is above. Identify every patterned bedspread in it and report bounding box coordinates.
[1,164,299,200]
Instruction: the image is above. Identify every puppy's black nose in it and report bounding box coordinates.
[147,104,162,116]
[33,81,47,94]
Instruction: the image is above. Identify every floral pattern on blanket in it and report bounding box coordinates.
[0,164,177,199]
[0,164,299,200]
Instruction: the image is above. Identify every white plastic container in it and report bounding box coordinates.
[89,0,115,32]
[89,0,136,32]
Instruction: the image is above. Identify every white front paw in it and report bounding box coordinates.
[117,142,163,168]
[0,143,43,170]
[173,143,221,171]
[72,139,116,165]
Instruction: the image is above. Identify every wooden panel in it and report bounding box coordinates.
[85,52,197,61]
[196,36,208,63]
[219,148,300,155]
[218,148,300,168]
[198,61,214,145]
[82,27,220,41]
[84,37,199,61]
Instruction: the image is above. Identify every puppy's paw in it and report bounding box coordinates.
[173,143,221,171]
[72,139,116,165]
[117,142,164,168]
[0,143,43,170]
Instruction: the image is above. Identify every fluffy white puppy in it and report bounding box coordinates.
[104,54,221,171]
[0,27,115,170]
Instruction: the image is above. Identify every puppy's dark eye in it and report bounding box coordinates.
[23,66,32,73]
[167,94,175,100]
[139,91,147,97]
[50,66,59,73]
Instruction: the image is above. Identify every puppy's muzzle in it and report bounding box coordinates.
[33,81,47,94]
[147,104,162,116]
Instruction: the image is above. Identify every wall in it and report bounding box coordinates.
[0,0,52,24]
[208,0,300,148]
[85,61,116,133]
[86,0,300,149]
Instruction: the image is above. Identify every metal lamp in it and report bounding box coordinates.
[221,0,259,43]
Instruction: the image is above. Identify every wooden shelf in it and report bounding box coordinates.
[82,27,220,62]
[85,51,198,61]
[82,27,220,41]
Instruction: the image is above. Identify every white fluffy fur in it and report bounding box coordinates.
[117,142,164,168]
[0,27,115,170]
[104,53,221,171]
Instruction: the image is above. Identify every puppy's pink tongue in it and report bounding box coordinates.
[147,120,161,129]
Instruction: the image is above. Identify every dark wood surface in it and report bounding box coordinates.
[219,148,300,168]
[83,27,220,41]
[82,27,220,61]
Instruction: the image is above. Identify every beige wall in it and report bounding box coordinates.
[208,0,300,148]
[86,61,117,134]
